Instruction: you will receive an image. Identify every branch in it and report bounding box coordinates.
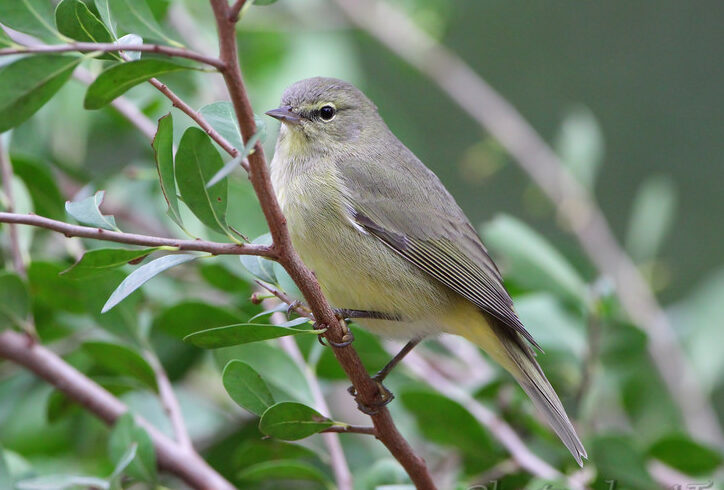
[0,43,225,69]
[0,212,275,257]
[322,425,377,436]
[208,1,436,488]
[228,0,248,22]
[332,0,724,446]
[0,139,25,277]
[0,330,234,490]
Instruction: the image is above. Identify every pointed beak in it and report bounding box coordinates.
[265,106,302,125]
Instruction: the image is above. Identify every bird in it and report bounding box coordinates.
[266,76,587,465]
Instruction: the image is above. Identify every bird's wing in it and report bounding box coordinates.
[336,156,540,350]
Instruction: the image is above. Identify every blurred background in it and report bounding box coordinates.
[1,0,723,488]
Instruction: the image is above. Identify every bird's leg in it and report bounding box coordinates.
[316,309,401,348]
[348,337,422,415]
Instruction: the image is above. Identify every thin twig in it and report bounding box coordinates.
[0,42,225,68]
[322,425,377,435]
[0,139,25,277]
[208,1,436,487]
[0,212,276,257]
[0,330,235,490]
[228,0,249,22]
[332,0,723,446]
[146,350,193,451]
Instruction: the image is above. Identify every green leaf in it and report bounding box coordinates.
[93,0,116,38]
[0,28,15,48]
[648,433,722,476]
[81,341,157,391]
[152,113,184,229]
[184,320,314,349]
[55,0,113,44]
[61,247,158,279]
[238,459,330,485]
[240,233,276,283]
[102,254,198,313]
[0,55,80,132]
[625,175,677,263]
[590,435,654,489]
[108,0,179,46]
[482,214,590,308]
[65,190,118,231]
[108,413,156,483]
[153,301,242,338]
[11,155,65,220]
[222,360,275,416]
[109,442,137,480]
[555,105,604,189]
[199,101,245,151]
[253,0,279,5]
[84,59,191,109]
[15,475,110,489]
[259,402,333,441]
[0,0,60,40]
[205,120,266,188]
[175,128,229,235]
[0,272,29,329]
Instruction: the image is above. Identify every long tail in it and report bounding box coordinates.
[463,315,587,466]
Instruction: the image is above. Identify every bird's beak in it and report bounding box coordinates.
[265,106,302,125]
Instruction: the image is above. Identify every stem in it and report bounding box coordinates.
[0,43,224,68]
[0,212,275,257]
[323,425,377,436]
[146,350,193,451]
[228,0,248,22]
[0,330,235,490]
[0,139,25,277]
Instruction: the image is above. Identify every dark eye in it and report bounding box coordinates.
[319,105,336,121]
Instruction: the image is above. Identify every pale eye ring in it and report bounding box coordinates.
[319,104,336,121]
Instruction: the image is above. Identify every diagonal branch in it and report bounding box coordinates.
[332,0,723,446]
[0,139,25,277]
[0,212,276,257]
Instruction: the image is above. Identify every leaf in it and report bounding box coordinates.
[648,433,722,476]
[93,0,116,38]
[0,272,30,329]
[81,341,157,391]
[555,105,604,189]
[625,175,677,263]
[152,113,184,229]
[109,443,137,479]
[84,59,191,109]
[55,0,113,44]
[205,118,266,188]
[259,402,333,441]
[61,247,158,279]
[0,0,60,40]
[238,459,330,484]
[102,254,198,313]
[590,435,654,489]
[11,155,65,220]
[253,0,280,5]
[222,360,275,416]
[65,190,118,231]
[0,55,80,132]
[15,475,110,490]
[184,321,315,349]
[108,413,156,483]
[175,128,229,234]
[152,301,242,338]
[0,27,15,48]
[108,0,179,46]
[199,102,244,151]
[482,214,590,308]
[240,233,276,283]
[116,33,142,60]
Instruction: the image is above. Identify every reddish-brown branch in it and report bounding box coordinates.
[208,1,436,487]
[0,330,235,490]
[323,425,377,436]
[0,42,225,68]
[0,212,275,257]
[228,0,248,22]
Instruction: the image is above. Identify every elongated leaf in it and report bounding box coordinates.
[0,55,80,132]
[625,175,677,263]
[648,433,722,476]
[238,460,331,484]
[11,155,65,220]
[153,301,242,338]
[152,113,184,228]
[199,102,244,150]
[222,360,275,416]
[116,33,142,60]
[0,272,29,329]
[0,28,15,48]
[65,190,118,231]
[55,0,113,44]
[184,321,314,349]
[15,475,110,490]
[102,254,198,313]
[82,341,157,391]
[205,117,266,188]
[259,402,333,441]
[240,233,276,283]
[84,59,191,109]
[253,0,279,5]
[61,247,158,279]
[93,0,116,38]
[109,0,179,46]
[110,443,137,480]
[108,413,156,483]
[175,128,229,234]
[0,0,60,40]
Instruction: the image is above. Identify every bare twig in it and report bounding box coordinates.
[0,212,275,257]
[323,425,377,435]
[209,1,436,487]
[0,330,235,490]
[0,42,225,68]
[229,0,249,22]
[0,139,25,277]
[332,0,723,445]
[146,350,193,451]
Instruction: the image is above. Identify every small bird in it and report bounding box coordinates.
[266,77,587,465]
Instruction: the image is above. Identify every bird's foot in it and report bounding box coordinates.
[347,380,395,415]
[314,318,355,348]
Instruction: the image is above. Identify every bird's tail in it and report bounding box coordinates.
[462,315,587,466]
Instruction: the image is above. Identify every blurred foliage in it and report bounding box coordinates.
[0,0,722,489]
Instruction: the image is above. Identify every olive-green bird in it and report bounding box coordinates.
[266,77,586,465]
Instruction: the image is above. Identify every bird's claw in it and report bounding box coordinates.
[314,318,355,348]
[347,381,395,415]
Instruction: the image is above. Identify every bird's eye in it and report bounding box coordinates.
[319,105,336,121]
